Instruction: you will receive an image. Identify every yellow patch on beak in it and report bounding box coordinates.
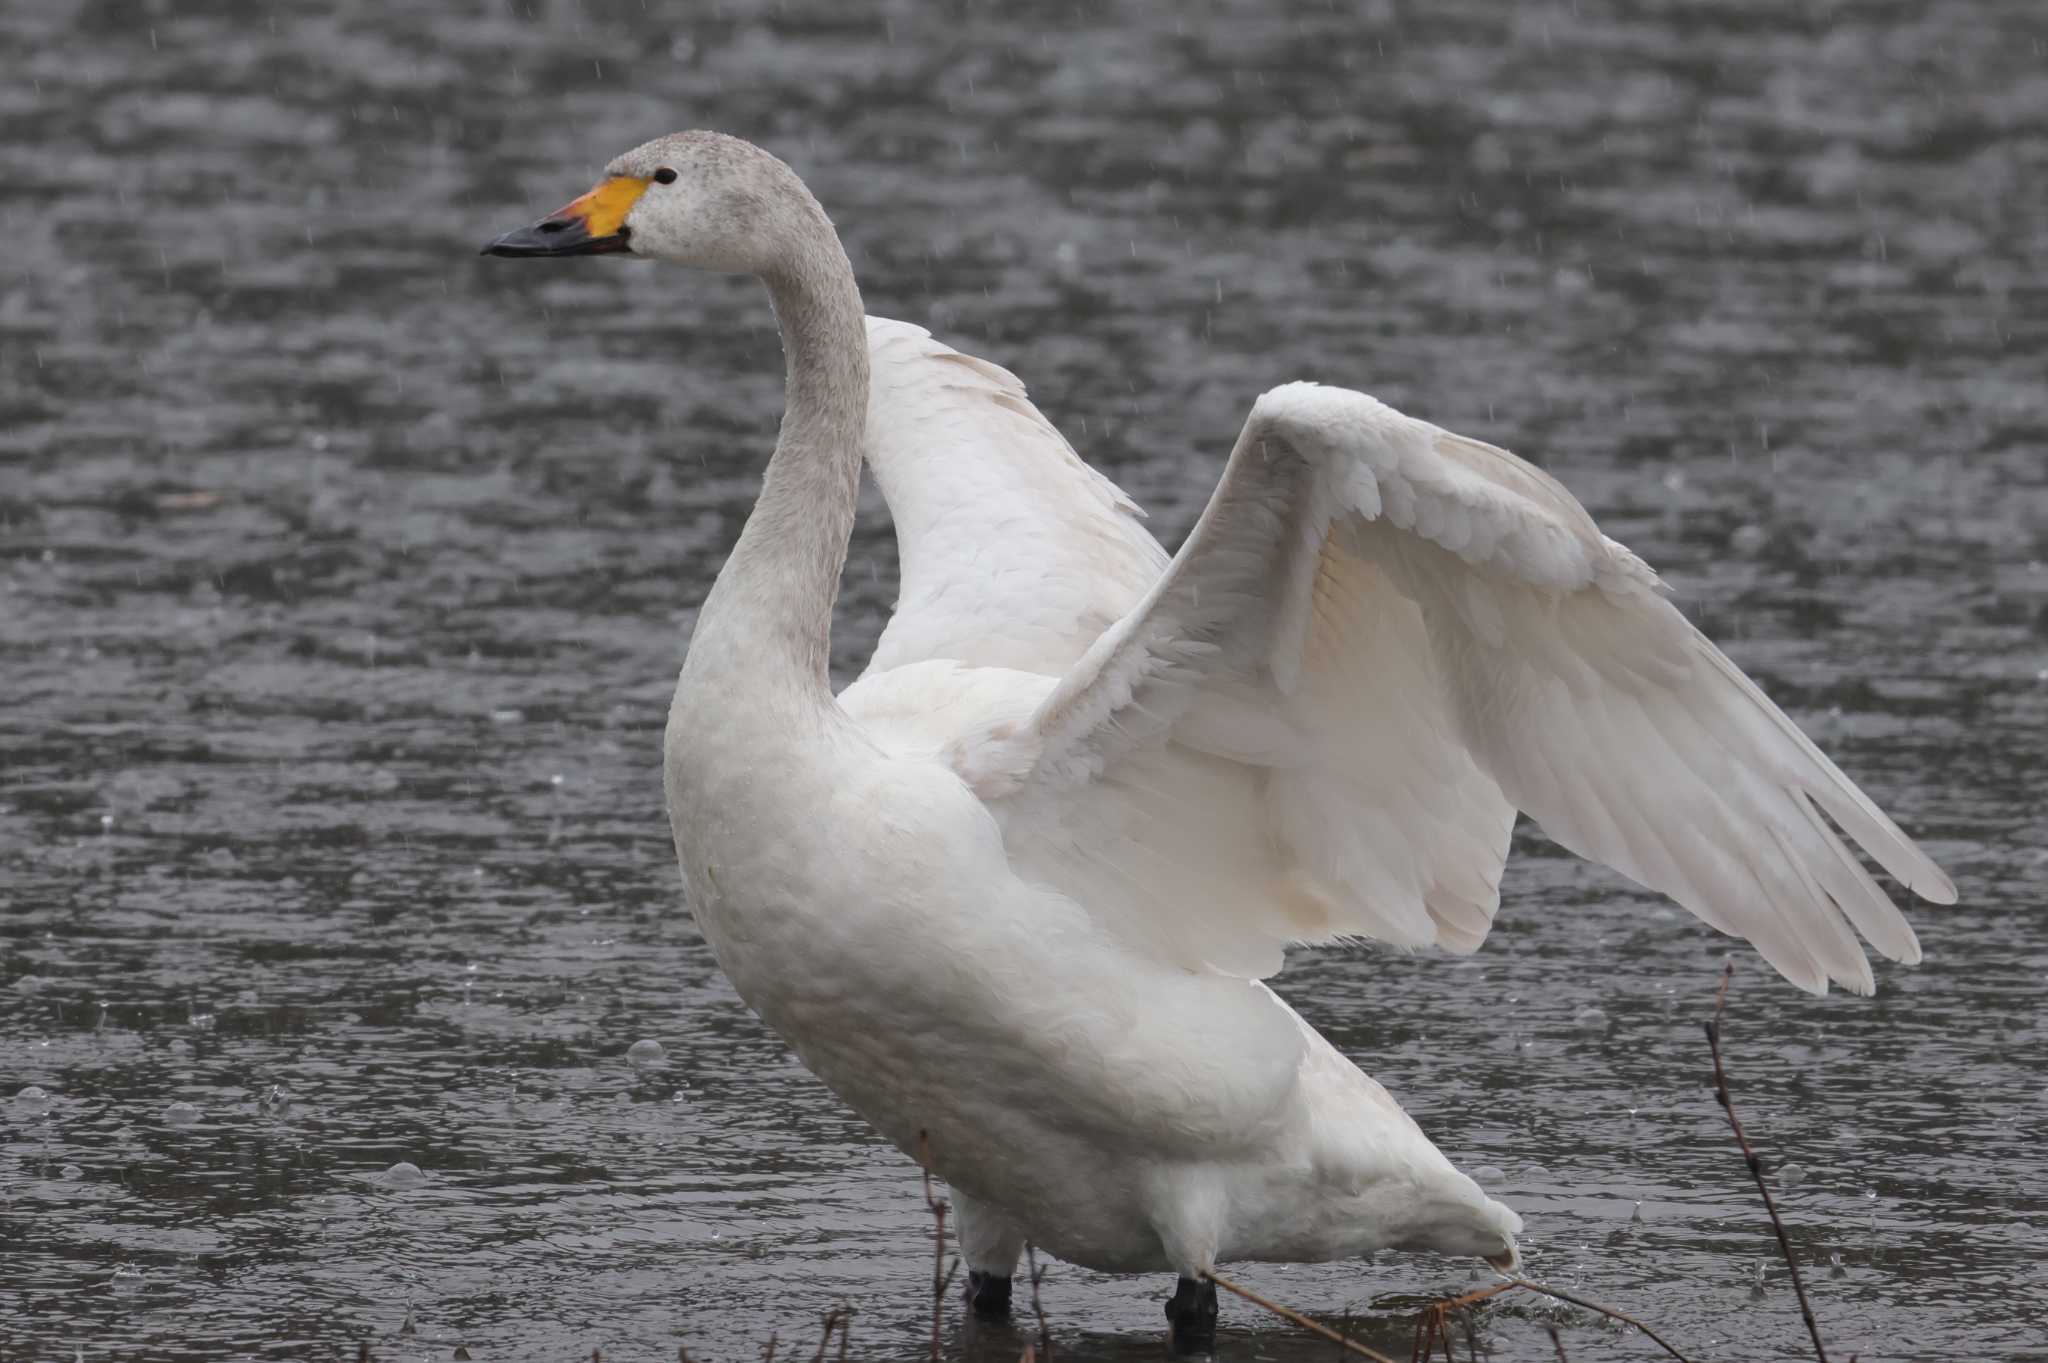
[481,173,650,259]
[557,175,651,239]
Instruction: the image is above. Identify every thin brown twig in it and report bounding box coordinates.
[811,1308,843,1363]
[1706,961,1830,1363]
[1503,1279,1693,1363]
[1545,1322,1569,1362]
[1025,1242,1053,1361]
[1204,1270,1401,1363]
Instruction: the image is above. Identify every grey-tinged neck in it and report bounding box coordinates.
[685,205,869,704]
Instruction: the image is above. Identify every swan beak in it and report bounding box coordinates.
[480,174,649,257]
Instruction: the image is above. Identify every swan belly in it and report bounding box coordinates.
[663,708,1516,1273]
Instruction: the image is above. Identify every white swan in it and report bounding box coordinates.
[484,132,1955,1351]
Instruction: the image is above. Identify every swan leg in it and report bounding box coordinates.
[953,1190,1024,1322]
[1164,1276,1218,1356]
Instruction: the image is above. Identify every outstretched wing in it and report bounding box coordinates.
[859,318,1168,678]
[995,382,1955,993]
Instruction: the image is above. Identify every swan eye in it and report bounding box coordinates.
[652,167,678,185]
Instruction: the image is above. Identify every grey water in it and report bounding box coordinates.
[3,1,2044,1359]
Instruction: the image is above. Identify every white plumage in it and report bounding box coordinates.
[849,338,1952,995]
[488,132,1953,1314]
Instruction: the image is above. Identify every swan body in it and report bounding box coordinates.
[485,132,1953,1307]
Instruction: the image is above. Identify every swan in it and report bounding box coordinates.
[482,131,1955,1353]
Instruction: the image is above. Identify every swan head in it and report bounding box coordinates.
[481,131,821,276]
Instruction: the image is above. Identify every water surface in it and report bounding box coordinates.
[3,1,2045,1359]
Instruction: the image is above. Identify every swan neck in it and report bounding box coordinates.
[690,204,867,700]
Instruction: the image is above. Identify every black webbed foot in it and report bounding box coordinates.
[1164,1275,1218,1356]
[965,1269,1013,1322]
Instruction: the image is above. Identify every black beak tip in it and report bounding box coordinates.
[481,226,547,258]
[478,219,629,259]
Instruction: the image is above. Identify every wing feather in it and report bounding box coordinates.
[995,381,1953,994]
[860,318,1167,677]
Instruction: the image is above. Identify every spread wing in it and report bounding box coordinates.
[859,318,1168,678]
[994,382,1955,994]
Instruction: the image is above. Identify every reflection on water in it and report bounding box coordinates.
[3,0,2043,1359]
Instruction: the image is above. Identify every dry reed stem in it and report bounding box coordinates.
[1203,1271,1401,1363]
[1706,961,1830,1362]
[1545,1322,1569,1361]
[1407,1275,1691,1363]
[1412,1280,1517,1361]
[761,1331,778,1363]
[1502,1279,1693,1363]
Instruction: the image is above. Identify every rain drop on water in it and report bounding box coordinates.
[111,1264,146,1295]
[627,1038,667,1068]
[163,1101,200,1127]
[1778,1161,1805,1190]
